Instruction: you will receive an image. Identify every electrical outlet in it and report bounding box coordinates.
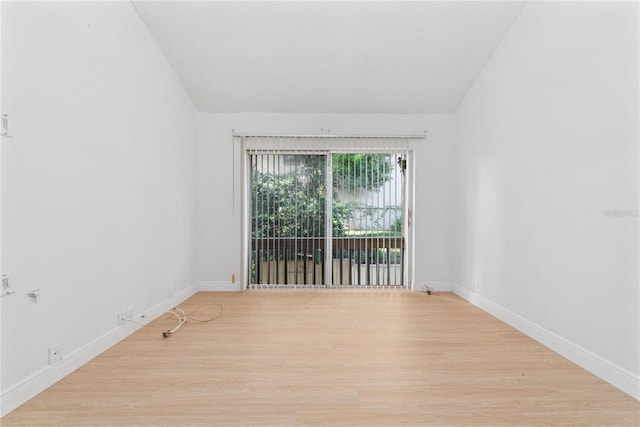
[2,273,10,290]
[1,113,13,138]
[1,273,15,297]
[118,311,126,325]
[48,345,62,365]
[126,308,133,320]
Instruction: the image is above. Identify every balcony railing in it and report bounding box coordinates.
[249,237,404,288]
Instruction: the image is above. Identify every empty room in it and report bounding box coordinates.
[1,0,639,425]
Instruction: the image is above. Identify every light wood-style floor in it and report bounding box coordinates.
[3,291,639,426]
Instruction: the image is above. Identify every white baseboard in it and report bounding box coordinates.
[0,284,199,417]
[451,284,640,401]
[200,281,452,292]
[199,281,241,292]
[413,281,451,292]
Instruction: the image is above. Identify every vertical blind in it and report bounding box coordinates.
[242,134,413,154]
[239,134,420,289]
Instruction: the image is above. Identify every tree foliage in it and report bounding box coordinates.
[332,153,393,192]
[251,154,395,239]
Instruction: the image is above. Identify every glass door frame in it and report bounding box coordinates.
[233,134,418,290]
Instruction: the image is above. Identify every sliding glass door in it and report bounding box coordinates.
[330,152,406,287]
[250,153,327,286]
[247,146,409,289]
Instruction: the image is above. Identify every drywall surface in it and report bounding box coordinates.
[453,0,638,382]
[1,0,196,397]
[196,113,454,289]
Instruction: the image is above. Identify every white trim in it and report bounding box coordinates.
[233,133,427,139]
[406,150,415,290]
[199,281,241,292]
[239,134,418,155]
[0,284,199,417]
[232,136,246,291]
[237,136,416,290]
[413,281,452,292]
[452,284,640,400]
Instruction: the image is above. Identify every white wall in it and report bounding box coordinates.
[0,1,4,402]
[1,1,197,412]
[452,1,639,397]
[196,113,454,290]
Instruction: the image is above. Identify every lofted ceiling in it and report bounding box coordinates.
[132,1,525,114]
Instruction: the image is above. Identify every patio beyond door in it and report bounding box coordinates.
[248,148,409,289]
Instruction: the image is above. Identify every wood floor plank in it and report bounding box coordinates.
[2,291,639,426]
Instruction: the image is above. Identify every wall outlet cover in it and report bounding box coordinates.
[48,345,62,365]
[1,273,11,290]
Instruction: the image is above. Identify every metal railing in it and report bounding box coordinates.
[249,237,404,288]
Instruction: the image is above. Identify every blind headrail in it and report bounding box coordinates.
[232,132,426,139]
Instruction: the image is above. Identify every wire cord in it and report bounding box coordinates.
[162,303,224,338]
[121,318,147,327]
[186,303,224,322]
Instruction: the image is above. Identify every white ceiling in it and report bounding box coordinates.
[132,1,525,114]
